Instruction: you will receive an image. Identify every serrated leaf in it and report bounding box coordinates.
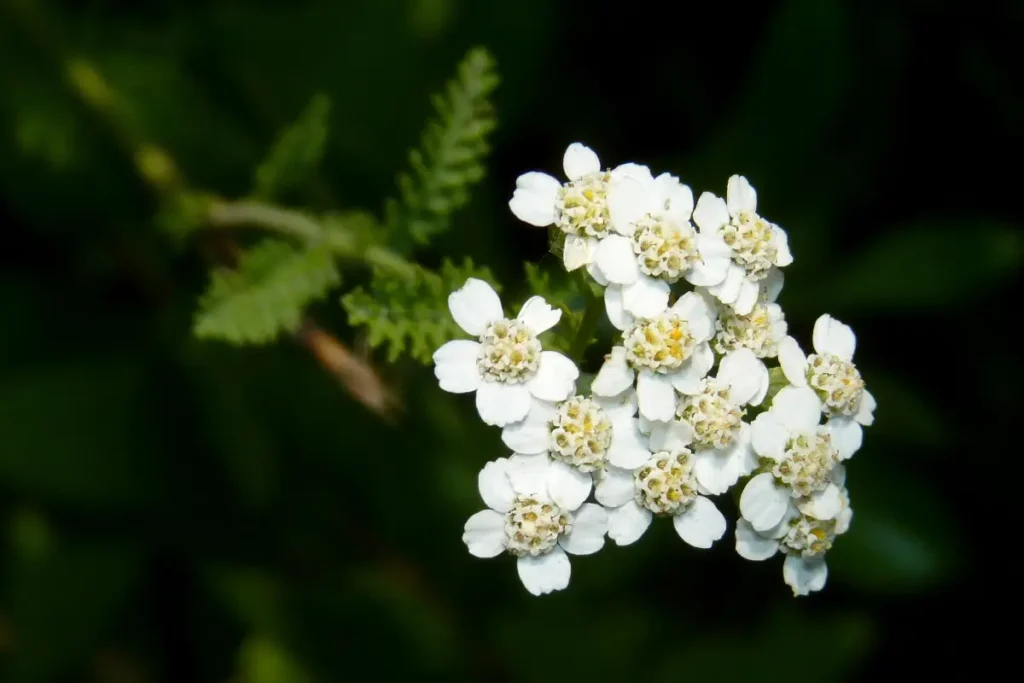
[194,239,340,345]
[252,93,330,200]
[341,257,499,364]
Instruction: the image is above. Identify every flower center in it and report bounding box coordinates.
[623,312,696,373]
[555,172,611,238]
[712,302,782,359]
[630,215,700,283]
[806,353,865,417]
[549,396,613,473]
[771,429,840,498]
[634,451,698,515]
[721,210,778,281]
[780,514,836,557]
[476,318,541,383]
[677,379,744,450]
[504,496,573,557]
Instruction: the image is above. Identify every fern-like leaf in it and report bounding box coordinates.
[388,48,499,247]
[252,94,331,200]
[195,239,340,344]
[341,257,500,363]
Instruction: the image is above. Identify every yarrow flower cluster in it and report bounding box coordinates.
[434,143,876,597]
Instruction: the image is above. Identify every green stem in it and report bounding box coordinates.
[568,270,602,364]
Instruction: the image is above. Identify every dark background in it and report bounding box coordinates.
[1,0,1019,681]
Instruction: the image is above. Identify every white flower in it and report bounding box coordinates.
[584,171,731,321]
[739,386,843,532]
[777,314,875,460]
[591,291,717,423]
[707,271,787,358]
[501,388,651,481]
[675,348,768,494]
[692,175,793,315]
[595,420,726,548]
[433,278,579,427]
[462,455,609,596]
[735,467,852,596]
[508,143,646,272]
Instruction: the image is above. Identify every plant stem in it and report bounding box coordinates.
[569,270,602,364]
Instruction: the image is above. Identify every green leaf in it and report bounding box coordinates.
[388,47,499,246]
[341,256,499,363]
[252,94,331,200]
[237,635,312,683]
[194,239,340,345]
[823,221,1021,310]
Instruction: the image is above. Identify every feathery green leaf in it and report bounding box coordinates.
[252,94,331,201]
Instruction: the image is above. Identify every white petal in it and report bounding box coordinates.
[673,496,727,549]
[432,340,482,393]
[478,458,515,512]
[648,420,694,453]
[559,503,607,555]
[621,277,670,318]
[855,389,876,426]
[548,461,592,511]
[604,285,635,331]
[672,291,716,334]
[783,554,828,596]
[517,296,562,335]
[594,234,641,284]
[476,381,531,427]
[799,483,842,521]
[607,501,653,546]
[594,388,638,420]
[740,472,790,531]
[762,269,785,302]
[463,510,507,558]
[607,416,651,469]
[773,226,793,266]
[586,258,608,285]
[812,314,856,361]
[686,235,731,287]
[717,348,768,406]
[563,235,596,271]
[448,277,502,336]
[733,280,759,316]
[670,343,714,395]
[506,453,552,497]
[735,519,779,561]
[734,423,759,475]
[636,370,676,422]
[501,400,557,454]
[777,336,809,387]
[527,351,579,402]
[826,416,863,460]
[751,411,787,460]
[654,174,694,221]
[517,546,570,596]
[692,192,730,232]
[509,172,561,226]
[595,465,635,507]
[563,143,600,181]
[608,176,649,235]
[610,162,654,184]
[772,386,823,433]
[592,347,635,397]
[692,449,740,495]
[727,175,757,215]
[708,264,744,305]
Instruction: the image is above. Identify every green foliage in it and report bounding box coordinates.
[341,257,500,363]
[387,47,499,247]
[237,635,312,683]
[252,94,331,201]
[194,239,340,344]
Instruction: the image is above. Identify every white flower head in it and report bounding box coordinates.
[735,470,853,596]
[501,387,651,478]
[777,313,875,461]
[676,348,769,495]
[692,175,793,315]
[508,142,649,273]
[586,172,732,321]
[707,272,788,358]
[595,420,726,549]
[433,278,579,427]
[740,386,843,532]
[462,455,609,596]
[591,291,717,423]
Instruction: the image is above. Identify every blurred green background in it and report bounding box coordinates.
[1,0,1020,681]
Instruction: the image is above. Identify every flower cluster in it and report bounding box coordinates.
[434,143,875,597]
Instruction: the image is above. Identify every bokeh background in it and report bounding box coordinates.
[1,0,1020,681]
